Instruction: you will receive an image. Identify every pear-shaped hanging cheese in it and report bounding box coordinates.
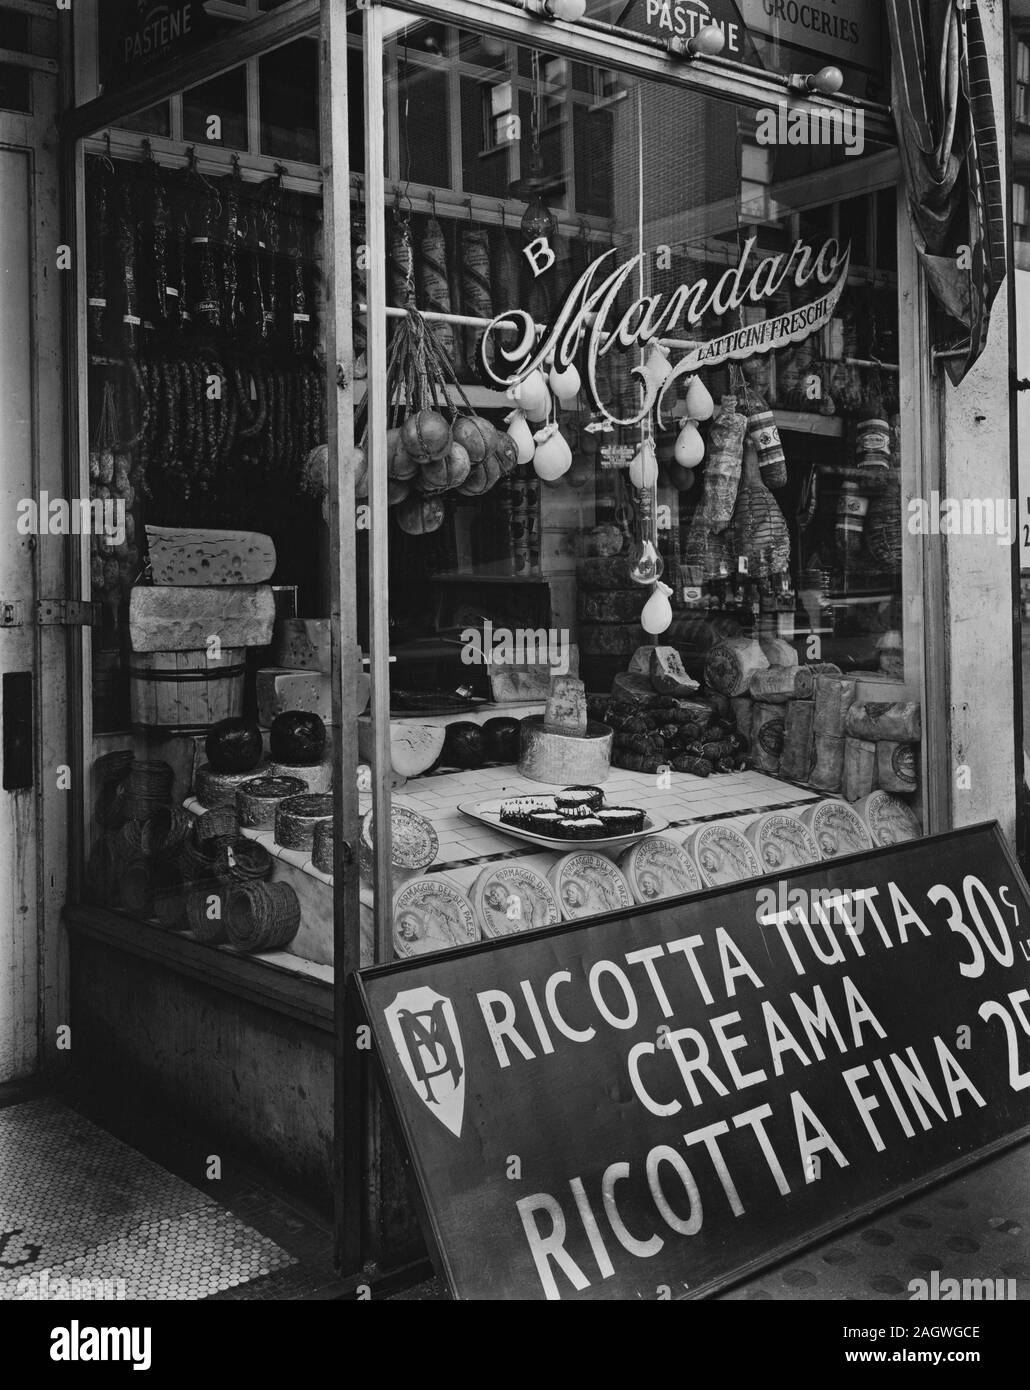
[548,359,581,408]
[641,581,674,635]
[685,374,715,421]
[628,438,659,490]
[532,423,572,481]
[674,418,705,468]
[504,408,536,465]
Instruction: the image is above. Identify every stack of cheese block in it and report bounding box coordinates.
[130,527,277,736]
[257,619,358,794]
[706,636,921,807]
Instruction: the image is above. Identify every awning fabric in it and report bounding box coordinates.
[886,0,1007,384]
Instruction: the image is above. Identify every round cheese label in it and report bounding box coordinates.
[547,853,634,921]
[470,863,561,938]
[855,792,922,847]
[393,876,480,958]
[801,800,874,859]
[361,805,439,872]
[685,824,761,888]
[619,836,702,904]
[746,813,821,872]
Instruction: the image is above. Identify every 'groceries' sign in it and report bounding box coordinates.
[357,824,1030,1300]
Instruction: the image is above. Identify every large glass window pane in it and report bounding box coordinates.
[366,18,919,961]
[82,129,335,972]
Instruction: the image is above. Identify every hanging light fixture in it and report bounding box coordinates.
[667,25,726,60]
[526,0,588,21]
[789,65,845,95]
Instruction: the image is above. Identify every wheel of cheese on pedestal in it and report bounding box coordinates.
[195,762,270,810]
[393,876,480,958]
[619,836,702,903]
[855,791,922,847]
[547,853,633,921]
[236,775,306,829]
[357,805,439,881]
[746,812,821,873]
[801,799,874,859]
[470,863,561,938]
[685,824,761,889]
[275,793,334,852]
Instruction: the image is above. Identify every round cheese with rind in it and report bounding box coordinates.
[195,761,269,809]
[357,804,438,880]
[685,824,761,888]
[236,775,306,829]
[470,863,561,937]
[267,758,333,794]
[393,876,480,957]
[855,791,922,847]
[619,836,702,903]
[746,812,821,873]
[801,799,874,859]
[547,853,634,920]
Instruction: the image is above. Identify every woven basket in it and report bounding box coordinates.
[213,838,274,883]
[110,855,154,916]
[140,804,192,860]
[226,881,301,953]
[185,882,231,944]
[195,804,239,847]
[178,837,219,885]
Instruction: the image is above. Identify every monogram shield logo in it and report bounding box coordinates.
[385,987,466,1138]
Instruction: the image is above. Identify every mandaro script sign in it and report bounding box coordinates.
[483,237,850,426]
[356,823,1030,1300]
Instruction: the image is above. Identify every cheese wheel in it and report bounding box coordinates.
[800,800,873,859]
[236,775,306,829]
[195,761,269,810]
[746,812,821,872]
[358,718,446,779]
[267,758,333,794]
[275,793,333,851]
[547,853,633,921]
[619,836,702,903]
[312,819,335,876]
[685,824,761,888]
[393,876,480,957]
[470,863,561,938]
[855,792,922,847]
[357,804,439,880]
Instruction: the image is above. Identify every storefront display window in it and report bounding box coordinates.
[72,3,925,984]
[351,12,924,963]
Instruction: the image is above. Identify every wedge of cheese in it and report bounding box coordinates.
[273,618,332,673]
[257,669,333,726]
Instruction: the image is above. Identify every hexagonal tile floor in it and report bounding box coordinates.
[0,1099,295,1300]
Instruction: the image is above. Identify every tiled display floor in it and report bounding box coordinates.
[0,1099,296,1301]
